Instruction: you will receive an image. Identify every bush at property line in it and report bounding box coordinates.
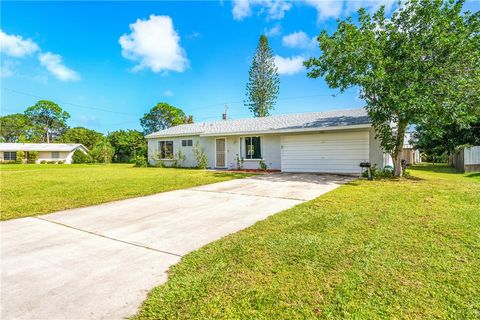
[27,151,38,164]
[72,149,92,164]
[132,155,148,167]
[15,151,25,164]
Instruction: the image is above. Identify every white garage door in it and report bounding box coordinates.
[281,131,369,174]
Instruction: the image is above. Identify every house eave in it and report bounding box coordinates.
[199,123,372,137]
[146,124,372,140]
[145,133,202,139]
[0,143,89,152]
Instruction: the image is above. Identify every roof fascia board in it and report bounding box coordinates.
[199,124,372,137]
[146,133,202,139]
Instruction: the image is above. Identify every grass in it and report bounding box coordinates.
[0,164,249,221]
[135,165,480,319]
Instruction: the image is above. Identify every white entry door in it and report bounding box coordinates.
[281,131,369,174]
[215,138,226,168]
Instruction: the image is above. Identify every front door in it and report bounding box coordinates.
[215,138,226,168]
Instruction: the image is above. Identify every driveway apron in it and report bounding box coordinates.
[1,173,352,319]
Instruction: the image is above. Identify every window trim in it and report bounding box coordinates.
[181,139,193,147]
[240,136,263,160]
[4,151,17,161]
[158,140,174,160]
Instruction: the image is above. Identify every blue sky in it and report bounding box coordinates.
[1,1,479,133]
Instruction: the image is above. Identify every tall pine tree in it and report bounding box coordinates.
[245,35,280,117]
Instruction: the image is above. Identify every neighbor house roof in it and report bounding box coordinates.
[0,143,88,152]
[146,108,371,138]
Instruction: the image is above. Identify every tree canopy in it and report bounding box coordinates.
[413,117,480,162]
[89,137,115,164]
[305,0,480,176]
[60,127,104,150]
[0,114,31,142]
[24,100,70,143]
[245,35,280,117]
[107,129,146,163]
[140,103,192,135]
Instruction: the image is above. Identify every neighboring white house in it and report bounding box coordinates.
[400,132,422,165]
[0,143,89,164]
[146,108,388,174]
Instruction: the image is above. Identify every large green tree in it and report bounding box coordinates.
[60,127,104,150]
[89,137,115,164]
[305,0,480,176]
[0,114,31,142]
[245,35,280,117]
[413,117,480,163]
[107,129,146,163]
[140,103,191,135]
[24,100,70,143]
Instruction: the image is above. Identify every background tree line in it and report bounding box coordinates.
[1,100,193,164]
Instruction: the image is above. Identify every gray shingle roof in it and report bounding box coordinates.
[0,143,88,152]
[146,108,370,138]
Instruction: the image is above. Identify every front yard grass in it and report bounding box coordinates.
[135,165,480,319]
[0,164,248,221]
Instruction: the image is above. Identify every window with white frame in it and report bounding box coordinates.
[51,151,60,159]
[182,139,193,147]
[4,151,17,161]
[241,136,262,159]
[158,140,174,159]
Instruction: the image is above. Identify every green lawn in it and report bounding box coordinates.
[0,164,248,221]
[135,166,480,319]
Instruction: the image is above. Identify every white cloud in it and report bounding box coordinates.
[1,30,79,81]
[0,30,39,58]
[282,31,316,49]
[38,52,80,82]
[79,115,97,121]
[232,0,292,21]
[274,55,305,75]
[304,0,343,21]
[0,60,18,78]
[232,0,251,20]
[0,30,39,57]
[345,0,396,16]
[264,25,281,37]
[304,0,397,21]
[163,90,174,97]
[186,31,201,40]
[119,15,188,73]
[231,1,398,22]
[266,0,292,20]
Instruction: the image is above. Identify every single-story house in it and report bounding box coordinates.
[146,108,389,174]
[0,143,88,164]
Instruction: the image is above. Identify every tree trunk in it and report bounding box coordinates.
[45,123,50,143]
[392,152,403,177]
[392,120,408,177]
[448,154,454,167]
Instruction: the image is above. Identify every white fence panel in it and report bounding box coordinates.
[464,146,480,165]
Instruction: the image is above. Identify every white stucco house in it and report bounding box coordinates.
[0,143,88,164]
[146,108,388,174]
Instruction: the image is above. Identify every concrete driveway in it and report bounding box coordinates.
[1,173,352,320]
